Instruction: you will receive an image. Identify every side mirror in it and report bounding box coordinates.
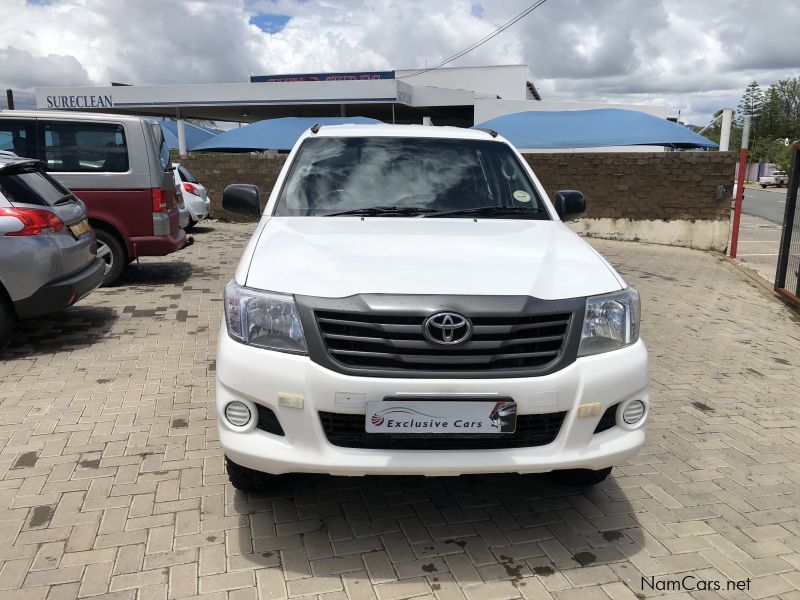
[554,190,585,219]
[222,184,261,217]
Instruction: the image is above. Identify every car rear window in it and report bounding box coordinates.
[42,121,129,173]
[0,165,72,206]
[177,165,198,183]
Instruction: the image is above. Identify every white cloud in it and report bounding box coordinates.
[0,0,798,123]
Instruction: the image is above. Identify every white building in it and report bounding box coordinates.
[35,65,667,152]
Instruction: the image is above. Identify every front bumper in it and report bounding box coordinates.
[216,330,649,476]
[14,257,105,319]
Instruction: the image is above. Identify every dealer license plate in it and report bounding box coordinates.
[69,219,91,238]
[365,400,517,434]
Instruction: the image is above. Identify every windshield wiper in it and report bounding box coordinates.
[322,206,439,217]
[53,194,77,205]
[423,206,542,219]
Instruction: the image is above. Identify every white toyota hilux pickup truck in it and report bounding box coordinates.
[216,124,649,489]
[759,170,788,188]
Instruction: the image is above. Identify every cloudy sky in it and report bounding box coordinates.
[1,0,798,124]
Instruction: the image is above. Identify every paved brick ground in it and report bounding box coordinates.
[1,221,799,600]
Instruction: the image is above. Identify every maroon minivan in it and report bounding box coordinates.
[0,110,186,285]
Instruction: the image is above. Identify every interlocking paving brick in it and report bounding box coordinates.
[168,562,197,599]
[285,574,343,597]
[1,224,799,600]
[373,577,430,600]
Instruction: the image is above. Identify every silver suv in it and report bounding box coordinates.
[0,152,104,345]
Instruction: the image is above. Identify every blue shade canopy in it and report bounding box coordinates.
[191,117,382,152]
[474,109,718,150]
[157,120,219,151]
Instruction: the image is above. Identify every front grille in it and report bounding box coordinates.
[319,411,566,450]
[314,310,572,374]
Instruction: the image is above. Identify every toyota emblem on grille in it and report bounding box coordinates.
[423,312,472,345]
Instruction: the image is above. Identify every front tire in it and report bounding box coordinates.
[548,466,613,486]
[95,228,126,286]
[225,457,274,491]
[760,184,767,188]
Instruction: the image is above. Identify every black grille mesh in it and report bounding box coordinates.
[314,311,571,373]
[319,411,566,450]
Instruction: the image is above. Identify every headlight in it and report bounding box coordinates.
[578,287,640,356]
[224,280,307,354]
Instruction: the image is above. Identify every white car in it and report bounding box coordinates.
[172,163,211,230]
[216,124,649,490]
[759,170,788,188]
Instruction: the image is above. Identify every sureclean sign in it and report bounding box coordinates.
[46,94,113,109]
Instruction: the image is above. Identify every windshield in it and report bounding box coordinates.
[274,136,549,219]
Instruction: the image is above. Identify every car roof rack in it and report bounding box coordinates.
[474,127,498,138]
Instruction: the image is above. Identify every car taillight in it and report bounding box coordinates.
[0,207,64,236]
[151,188,167,212]
[183,183,199,195]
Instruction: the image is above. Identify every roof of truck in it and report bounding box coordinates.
[309,123,500,141]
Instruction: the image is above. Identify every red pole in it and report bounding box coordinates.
[728,115,751,258]
[729,148,748,258]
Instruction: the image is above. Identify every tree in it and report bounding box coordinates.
[737,80,765,126]
[708,78,800,160]
[758,78,800,141]
[760,85,785,140]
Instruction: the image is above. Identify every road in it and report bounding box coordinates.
[741,185,788,223]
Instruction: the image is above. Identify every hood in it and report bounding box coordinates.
[244,217,624,300]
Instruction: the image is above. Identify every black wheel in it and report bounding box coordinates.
[0,294,14,348]
[184,218,197,233]
[548,466,613,487]
[225,456,273,491]
[94,228,126,286]
[760,184,767,188]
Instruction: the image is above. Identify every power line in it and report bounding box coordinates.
[398,0,549,80]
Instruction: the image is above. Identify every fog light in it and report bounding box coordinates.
[622,400,645,424]
[225,401,251,427]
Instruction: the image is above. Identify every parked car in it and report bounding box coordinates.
[172,163,211,231]
[759,170,788,188]
[177,201,191,230]
[216,124,649,490]
[0,110,186,285]
[0,152,104,345]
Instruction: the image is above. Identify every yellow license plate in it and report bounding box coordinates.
[69,219,91,237]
